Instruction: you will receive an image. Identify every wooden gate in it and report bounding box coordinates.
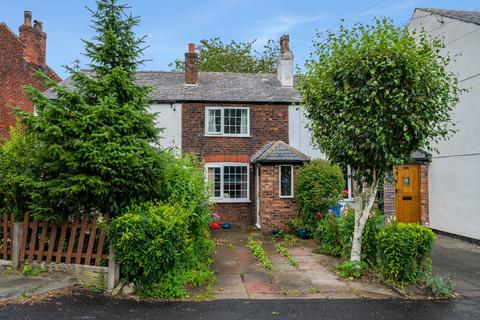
[395,165,421,223]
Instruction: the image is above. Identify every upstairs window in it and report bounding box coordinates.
[206,107,249,136]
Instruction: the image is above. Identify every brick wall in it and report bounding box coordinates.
[0,20,60,139]
[420,164,429,226]
[383,174,396,223]
[182,102,289,225]
[258,164,300,234]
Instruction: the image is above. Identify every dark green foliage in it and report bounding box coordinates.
[295,160,344,228]
[376,223,435,284]
[298,18,462,261]
[298,18,462,183]
[16,0,162,220]
[108,201,214,298]
[336,260,368,279]
[339,209,383,265]
[314,213,342,256]
[169,37,278,73]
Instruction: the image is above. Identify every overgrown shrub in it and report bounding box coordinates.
[295,160,344,228]
[0,125,38,220]
[109,201,214,298]
[376,223,435,284]
[314,213,342,256]
[339,208,383,264]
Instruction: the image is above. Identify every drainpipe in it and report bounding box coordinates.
[255,165,261,229]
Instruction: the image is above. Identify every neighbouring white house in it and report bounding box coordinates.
[407,8,480,241]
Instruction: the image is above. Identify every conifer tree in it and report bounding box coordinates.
[19,0,162,220]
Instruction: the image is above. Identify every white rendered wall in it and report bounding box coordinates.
[288,105,324,160]
[149,103,182,150]
[408,10,480,240]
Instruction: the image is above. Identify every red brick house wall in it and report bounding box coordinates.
[182,102,289,225]
[258,164,300,233]
[0,15,60,139]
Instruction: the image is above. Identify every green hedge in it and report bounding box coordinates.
[109,201,214,297]
[314,213,341,256]
[376,223,435,284]
[295,160,344,228]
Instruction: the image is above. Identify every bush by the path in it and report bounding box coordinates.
[376,223,435,284]
[295,160,344,228]
[109,201,214,298]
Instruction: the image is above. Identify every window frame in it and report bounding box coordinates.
[205,162,250,203]
[204,107,250,137]
[279,165,294,198]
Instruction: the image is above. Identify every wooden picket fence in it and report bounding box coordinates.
[0,212,110,266]
[0,213,14,260]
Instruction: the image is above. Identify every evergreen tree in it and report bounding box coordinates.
[18,0,162,220]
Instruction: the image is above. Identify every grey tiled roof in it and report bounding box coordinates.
[418,8,480,25]
[251,141,310,164]
[45,71,301,103]
[411,150,432,162]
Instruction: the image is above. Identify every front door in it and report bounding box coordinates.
[395,165,421,223]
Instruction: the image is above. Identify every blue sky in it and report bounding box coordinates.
[1,0,478,78]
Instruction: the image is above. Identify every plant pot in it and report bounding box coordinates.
[296,229,310,239]
[210,221,221,229]
[221,223,231,229]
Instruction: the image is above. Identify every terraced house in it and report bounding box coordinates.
[147,36,318,232]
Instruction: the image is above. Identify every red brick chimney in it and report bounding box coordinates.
[19,10,46,68]
[185,43,198,85]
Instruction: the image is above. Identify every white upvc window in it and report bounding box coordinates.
[279,165,294,198]
[205,163,250,202]
[205,107,250,136]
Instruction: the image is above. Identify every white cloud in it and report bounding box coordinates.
[251,14,327,46]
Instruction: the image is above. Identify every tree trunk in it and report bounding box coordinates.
[350,171,379,262]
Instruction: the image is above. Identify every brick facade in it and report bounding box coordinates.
[181,102,289,225]
[258,164,300,233]
[0,13,60,139]
[383,164,429,225]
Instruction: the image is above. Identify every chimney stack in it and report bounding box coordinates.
[185,43,198,85]
[277,35,294,87]
[19,11,46,68]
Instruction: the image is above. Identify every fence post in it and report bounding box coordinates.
[11,222,23,270]
[107,247,120,290]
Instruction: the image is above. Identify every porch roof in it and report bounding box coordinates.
[251,141,310,164]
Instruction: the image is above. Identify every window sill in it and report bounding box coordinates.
[279,196,294,199]
[204,134,251,138]
[211,199,251,203]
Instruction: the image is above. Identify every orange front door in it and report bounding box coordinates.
[395,165,421,223]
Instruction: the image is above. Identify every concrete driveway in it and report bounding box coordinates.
[431,235,480,298]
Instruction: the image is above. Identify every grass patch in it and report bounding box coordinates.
[275,244,298,267]
[247,235,273,270]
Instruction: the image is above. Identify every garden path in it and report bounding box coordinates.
[211,228,398,299]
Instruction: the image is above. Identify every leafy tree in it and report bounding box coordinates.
[169,37,278,73]
[17,0,162,221]
[298,18,461,261]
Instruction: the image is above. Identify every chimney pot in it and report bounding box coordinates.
[34,20,43,32]
[188,43,196,53]
[24,10,32,27]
